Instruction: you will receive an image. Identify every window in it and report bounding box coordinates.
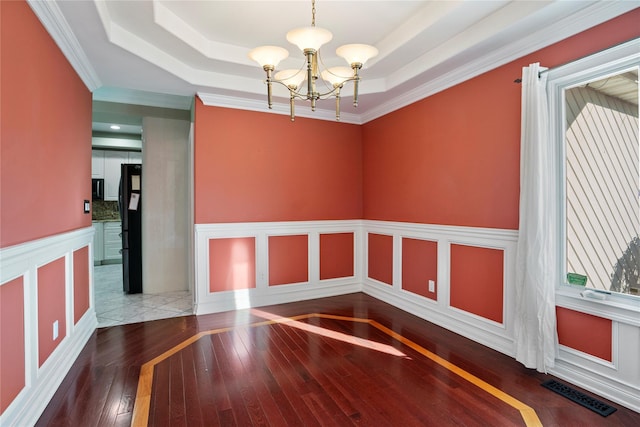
[548,39,639,305]
[564,72,639,297]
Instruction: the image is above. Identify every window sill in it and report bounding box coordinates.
[556,287,640,326]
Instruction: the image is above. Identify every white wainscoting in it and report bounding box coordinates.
[194,220,364,315]
[195,219,519,356]
[552,293,640,412]
[361,220,519,357]
[197,219,639,412]
[0,227,97,427]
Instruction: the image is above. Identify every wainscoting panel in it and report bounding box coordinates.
[0,227,97,426]
[362,220,518,356]
[554,293,640,412]
[195,220,518,356]
[194,221,363,315]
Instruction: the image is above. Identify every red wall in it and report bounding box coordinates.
[1,1,91,414]
[269,235,309,286]
[209,237,256,292]
[450,244,504,323]
[557,307,612,361]
[0,278,25,413]
[368,233,393,286]
[320,233,354,280]
[362,9,640,230]
[402,238,438,300]
[0,1,92,248]
[359,9,640,354]
[37,257,67,367]
[194,101,363,224]
[73,247,90,324]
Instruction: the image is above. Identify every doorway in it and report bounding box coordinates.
[92,96,194,326]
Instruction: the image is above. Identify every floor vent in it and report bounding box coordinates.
[541,380,617,417]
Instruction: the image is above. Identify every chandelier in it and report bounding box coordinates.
[248,0,378,121]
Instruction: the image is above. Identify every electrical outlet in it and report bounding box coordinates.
[53,320,59,340]
[428,280,435,293]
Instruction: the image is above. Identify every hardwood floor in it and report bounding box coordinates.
[37,293,640,426]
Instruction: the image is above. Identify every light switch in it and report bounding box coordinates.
[428,280,435,293]
[53,320,59,340]
[84,200,90,214]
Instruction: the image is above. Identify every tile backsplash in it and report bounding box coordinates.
[92,200,120,221]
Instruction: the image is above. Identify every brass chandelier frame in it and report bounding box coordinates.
[250,0,377,122]
[262,52,363,121]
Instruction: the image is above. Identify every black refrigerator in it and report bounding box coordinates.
[119,164,142,294]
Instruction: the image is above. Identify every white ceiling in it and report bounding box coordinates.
[29,0,638,125]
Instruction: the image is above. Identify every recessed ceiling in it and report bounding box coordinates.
[30,0,637,124]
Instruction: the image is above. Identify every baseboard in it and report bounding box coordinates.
[550,359,640,413]
[0,309,97,426]
[362,281,514,357]
[195,280,362,315]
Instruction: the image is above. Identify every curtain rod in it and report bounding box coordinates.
[514,70,548,84]
[512,37,638,84]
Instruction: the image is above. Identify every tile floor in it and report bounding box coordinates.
[94,264,193,327]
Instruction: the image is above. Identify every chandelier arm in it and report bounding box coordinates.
[264,66,275,109]
[268,76,357,103]
[289,90,296,122]
[335,86,341,121]
[270,82,313,100]
[314,77,356,98]
[304,50,315,100]
[351,63,362,107]
[314,49,335,94]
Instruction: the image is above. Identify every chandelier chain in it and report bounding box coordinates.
[311,0,316,27]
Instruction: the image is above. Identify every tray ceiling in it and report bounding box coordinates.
[30,0,638,124]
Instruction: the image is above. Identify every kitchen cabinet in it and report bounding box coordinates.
[92,150,105,178]
[93,149,142,201]
[94,221,122,265]
[103,222,122,262]
[103,151,128,201]
[93,222,104,265]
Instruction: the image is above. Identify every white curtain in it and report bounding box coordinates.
[514,63,558,373]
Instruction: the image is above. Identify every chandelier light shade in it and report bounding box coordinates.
[336,44,379,66]
[248,0,378,121]
[286,26,333,52]
[247,46,289,69]
[275,69,307,89]
[320,66,353,87]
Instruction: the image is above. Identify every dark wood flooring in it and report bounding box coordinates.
[37,293,640,426]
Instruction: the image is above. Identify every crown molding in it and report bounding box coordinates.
[29,0,635,125]
[197,93,363,125]
[27,0,101,91]
[360,1,638,123]
[202,2,637,125]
